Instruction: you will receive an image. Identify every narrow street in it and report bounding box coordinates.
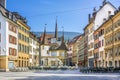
[0,70,120,80]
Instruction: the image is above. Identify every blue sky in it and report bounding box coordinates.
[7,0,120,33]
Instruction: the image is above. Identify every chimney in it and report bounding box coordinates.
[102,0,107,6]
[88,14,91,23]
[99,6,102,9]
[0,0,6,8]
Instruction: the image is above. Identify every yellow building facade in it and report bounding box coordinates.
[104,11,120,68]
[17,20,30,67]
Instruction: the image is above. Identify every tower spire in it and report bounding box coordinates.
[55,16,58,40]
[42,24,47,44]
[62,26,64,43]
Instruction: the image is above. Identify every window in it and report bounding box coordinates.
[94,43,99,49]
[9,24,12,30]
[33,48,36,53]
[25,46,27,53]
[27,37,29,42]
[22,34,24,40]
[9,48,12,55]
[19,33,21,39]
[51,52,57,56]
[60,52,64,57]
[23,45,25,53]
[102,40,104,46]
[13,26,16,33]
[18,44,20,52]
[118,20,120,26]
[29,46,32,52]
[27,46,29,53]
[12,15,15,21]
[14,37,17,44]
[99,41,101,47]
[108,11,111,15]
[9,23,17,33]
[13,49,17,56]
[21,45,24,52]
[115,61,117,67]
[29,38,32,43]
[25,36,27,42]
[9,35,12,43]
[9,12,12,19]
[21,27,24,31]
[9,35,17,44]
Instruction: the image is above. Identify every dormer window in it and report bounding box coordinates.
[12,15,17,22]
[9,12,12,19]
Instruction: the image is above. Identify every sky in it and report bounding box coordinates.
[7,0,120,33]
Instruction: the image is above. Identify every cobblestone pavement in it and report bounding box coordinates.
[0,70,120,80]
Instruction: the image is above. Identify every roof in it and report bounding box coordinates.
[96,10,120,31]
[68,34,82,44]
[30,32,39,41]
[83,1,116,30]
[0,5,19,26]
[40,33,54,45]
[56,42,68,51]
[0,4,31,29]
[49,43,59,51]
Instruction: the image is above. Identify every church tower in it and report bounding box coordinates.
[54,17,58,40]
[42,25,46,44]
[0,0,6,8]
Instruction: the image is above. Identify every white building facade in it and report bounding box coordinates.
[29,32,39,66]
[87,1,116,68]
[0,5,18,71]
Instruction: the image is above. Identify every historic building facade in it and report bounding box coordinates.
[78,34,84,67]
[84,25,89,67]
[94,29,99,67]
[87,22,94,68]
[104,10,120,68]
[82,1,116,68]
[67,35,82,66]
[14,13,30,68]
[0,3,18,71]
[97,25,105,67]
[40,19,68,67]
[29,32,39,66]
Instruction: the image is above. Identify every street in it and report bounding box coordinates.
[0,70,120,80]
